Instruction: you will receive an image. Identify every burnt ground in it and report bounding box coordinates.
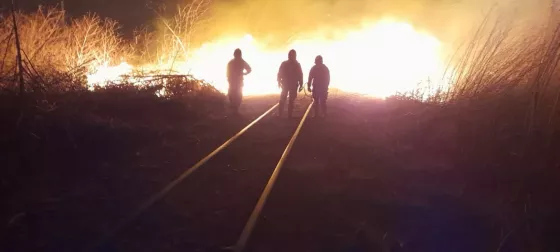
[2,92,560,252]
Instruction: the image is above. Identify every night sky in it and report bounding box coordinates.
[1,0,183,35]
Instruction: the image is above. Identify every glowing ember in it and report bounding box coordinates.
[87,19,449,98]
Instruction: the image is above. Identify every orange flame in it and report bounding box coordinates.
[87,19,450,98]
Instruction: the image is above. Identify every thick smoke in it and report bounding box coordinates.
[191,0,554,48]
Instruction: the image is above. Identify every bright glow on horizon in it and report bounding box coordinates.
[87,19,449,98]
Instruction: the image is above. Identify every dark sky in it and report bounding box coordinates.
[1,0,182,35]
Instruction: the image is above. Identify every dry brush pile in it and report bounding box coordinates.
[0,1,218,97]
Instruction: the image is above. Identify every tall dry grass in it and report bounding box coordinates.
[445,13,559,98]
[408,6,560,137]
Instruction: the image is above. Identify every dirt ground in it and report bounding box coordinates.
[2,93,560,252]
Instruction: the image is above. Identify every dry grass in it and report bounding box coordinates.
[392,6,560,138]
[384,7,560,251]
[131,0,211,69]
[0,3,219,96]
[0,6,128,92]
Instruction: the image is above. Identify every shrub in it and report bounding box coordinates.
[0,6,128,92]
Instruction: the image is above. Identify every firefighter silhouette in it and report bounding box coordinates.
[226,48,252,113]
[277,49,303,118]
[307,55,330,117]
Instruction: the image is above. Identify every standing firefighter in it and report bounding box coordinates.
[227,48,252,113]
[307,55,330,117]
[277,49,303,118]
